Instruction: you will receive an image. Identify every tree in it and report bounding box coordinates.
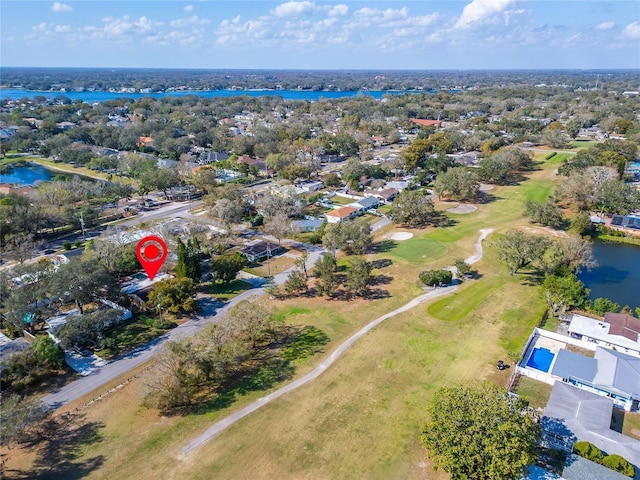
[388,189,437,228]
[432,167,480,201]
[454,259,471,277]
[340,219,372,255]
[283,268,308,296]
[56,308,120,349]
[0,395,51,446]
[50,257,119,313]
[523,200,566,229]
[176,237,202,282]
[210,252,246,285]
[138,168,180,197]
[344,257,371,296]
[541,273,589,316]
[147,277,197,314]
[313,253,338,297]
[211,198,244,229]
[493,230,551,275]
[420,383,540,480]
[587,297,621,317]
[419,269,453,287]
[263,211,290,246]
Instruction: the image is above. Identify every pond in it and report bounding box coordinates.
[0,163,60,185]
[578,240,640,311]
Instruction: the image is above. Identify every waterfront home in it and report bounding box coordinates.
[550,346,640,411]
[568,313,640,356]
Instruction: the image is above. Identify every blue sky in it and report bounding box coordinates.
[1,1,639,69]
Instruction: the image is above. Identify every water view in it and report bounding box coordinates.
[0,163,58,185]
[578,240,640,310]
[0,87,426,103]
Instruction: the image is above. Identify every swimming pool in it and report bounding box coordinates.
[526,347,555,373]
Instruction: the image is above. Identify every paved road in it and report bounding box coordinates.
[42,247,325,410]
[179,229,493,456]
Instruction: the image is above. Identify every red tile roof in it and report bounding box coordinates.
[327,206,358,218]
[410,118,441,127]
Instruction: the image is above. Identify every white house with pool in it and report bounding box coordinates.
[516,328,640,411]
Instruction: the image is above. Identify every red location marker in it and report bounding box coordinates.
[135,235,167,281]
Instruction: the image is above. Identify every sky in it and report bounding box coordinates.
[1,0,639,70]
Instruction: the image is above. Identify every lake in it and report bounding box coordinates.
[578,240,640,310]
[0,163,59,185]
[0,87,428,103]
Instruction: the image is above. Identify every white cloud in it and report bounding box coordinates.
[327,4,348,17]
[455,0,513,29]
[621,21,640,39]
[271,1,315,18]
[596,21,615,31]
[51,2,73,12]
[55,25,71,33]
[170,16,210,28]
[183,5,194,13]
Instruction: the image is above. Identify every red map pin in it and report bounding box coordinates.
[135,235,167,281]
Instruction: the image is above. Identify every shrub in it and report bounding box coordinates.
[63,242,72,250]
[573,440,604,464]
[602,454,635,477]
[545,152,557,160]
[419,269,453,287]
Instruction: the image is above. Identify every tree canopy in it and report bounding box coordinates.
[420,383,540,480]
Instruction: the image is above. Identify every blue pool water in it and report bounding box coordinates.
[526,347,555,373]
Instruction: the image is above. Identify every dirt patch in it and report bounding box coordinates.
[388,231,414,241]
[522,226,569,238]
[446,204,478,214]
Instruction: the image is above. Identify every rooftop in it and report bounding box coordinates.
[327,206,358,218]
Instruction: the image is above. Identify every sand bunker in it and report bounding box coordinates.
[479,183,494,192]
[446,204,478,214]
[389,231,414,241]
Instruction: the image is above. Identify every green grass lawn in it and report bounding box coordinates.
[386,237,447,264]
[5,154,565,479]
[96,315,175,360]
[209,279,253,301]
[427,275,506,322]
[514,375,553,410]
[329,195,356,206]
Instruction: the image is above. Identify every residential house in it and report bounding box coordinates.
[136,136,154,149]
[326,206,358,224]
[241,240,283,262]
[350,195,379,213]
[295,180,324,194]
[291,218,323,233]
[550,346,640,411]
[236,155,270,177]
[0,334,29,374]
[606,215,640,236]
[369,188,398,204]
[568,313,640,356]
[542,381,640,468]
[410,118,442,128]
[385,180,410,191]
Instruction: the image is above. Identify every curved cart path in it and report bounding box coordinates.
[180,229,494,456]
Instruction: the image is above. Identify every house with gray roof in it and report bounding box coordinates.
[551,347,640,411]
[562,454,631,480]
[290,218,323,233]
[542,382,640,469]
